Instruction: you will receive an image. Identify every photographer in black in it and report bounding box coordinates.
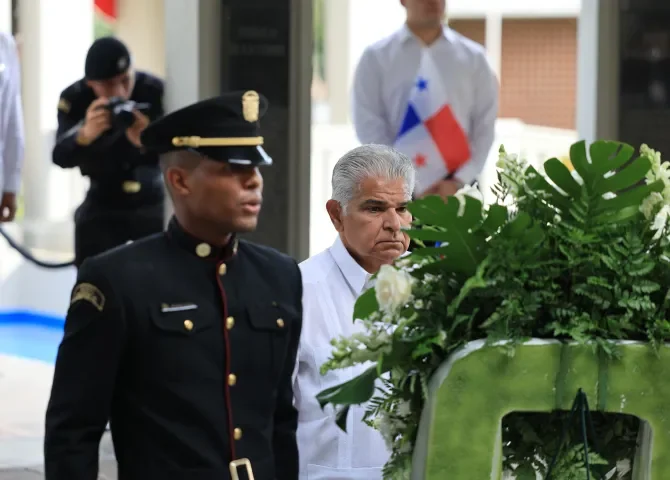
[52,36,165,268]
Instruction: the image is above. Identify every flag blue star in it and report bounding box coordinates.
[416,78,428,91]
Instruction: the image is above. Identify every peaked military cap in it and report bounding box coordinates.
[141,91,272,166]
[85,36,131,81]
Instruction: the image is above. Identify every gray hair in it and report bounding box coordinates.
[331,144,416,213]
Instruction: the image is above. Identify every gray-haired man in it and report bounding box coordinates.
[293,144,415,479]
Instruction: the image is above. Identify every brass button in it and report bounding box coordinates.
[184,319,194,331]
[228,373,237,386]
[195,243,211,257]
[226,316,235,330]
[234,428,242,440]
[276,318,285,328]
[122,180,141,193]
[218,263,227,275]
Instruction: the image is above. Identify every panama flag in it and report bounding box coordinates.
[394,49,471,195]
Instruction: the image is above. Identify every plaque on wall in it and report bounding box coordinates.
[619,0,670,153]
[220,0,294,253]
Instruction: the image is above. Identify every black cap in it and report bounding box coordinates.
[141,91,272,166]
[84,36,131,81]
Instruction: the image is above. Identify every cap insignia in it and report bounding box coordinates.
[242,90,260,123]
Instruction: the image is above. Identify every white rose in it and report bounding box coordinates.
[454,184,484,216]
[375,264,413,313]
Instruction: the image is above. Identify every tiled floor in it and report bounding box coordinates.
[0,354,117,479]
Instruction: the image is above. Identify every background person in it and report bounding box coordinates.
[52,36,165,267]
[0,31,24,222]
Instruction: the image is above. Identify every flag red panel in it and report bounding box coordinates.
[95,0,117,21]
[424,105,471,173]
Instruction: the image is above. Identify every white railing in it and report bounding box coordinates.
[0,119,576,318]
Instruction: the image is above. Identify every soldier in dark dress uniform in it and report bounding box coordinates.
[44,92,303,480]
[52,36,165,268]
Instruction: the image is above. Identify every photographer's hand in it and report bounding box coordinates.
[125,109,150,148]
[78,97,112,145]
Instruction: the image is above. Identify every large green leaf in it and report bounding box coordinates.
[406,195,488,277]
[525,166,571,211]
[316,365,380,432]
[352,287,379,321]
[480,205,509,236]
[544,158,582,197]
[590,141,634,176]
[595,154,650,195]
[533,140,656,226]
[407,195,451,228]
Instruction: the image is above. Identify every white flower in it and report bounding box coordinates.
[641,144,670,186]
[602,192,616,200]
[375,264,414,313]
[651,204,670,241]
[641,191,664,220]
[454,184,484,216]
[395,400,412,417]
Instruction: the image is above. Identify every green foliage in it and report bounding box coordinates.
[94,14,115,39]
[316,140,670,479]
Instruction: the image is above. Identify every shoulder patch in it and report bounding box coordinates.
[57,97,71,113]
[71,282,105,312]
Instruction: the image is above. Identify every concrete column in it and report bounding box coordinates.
[0,0,10,32]
[325,0,405,125]
[324,0,349,124]
[116,0,166,77]
[575,0,620,143]
[162,0,222,225]
[485,10,503,80]
[19,0,93,248]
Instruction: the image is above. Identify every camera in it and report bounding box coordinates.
[104,97,150,129]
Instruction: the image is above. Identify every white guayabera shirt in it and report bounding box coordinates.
[294,236,389,480]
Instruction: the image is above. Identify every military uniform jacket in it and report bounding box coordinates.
[44,218,303,480]
[52,71,164,181]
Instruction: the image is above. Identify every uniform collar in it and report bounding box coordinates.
[328,236,374,295]
[399,23,453,45]
[166,216,238,261]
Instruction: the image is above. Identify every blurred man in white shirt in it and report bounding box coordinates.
[0,32,24,222]
[352,0,498,199]
[295,144,415,479]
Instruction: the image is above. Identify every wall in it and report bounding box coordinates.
[500,19,578,129]
[114,0,166,77]
[451,18,578,130]
[448,19,486,46]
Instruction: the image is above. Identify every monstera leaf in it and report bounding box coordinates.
[404,195,493,277]
[402,192,545,278]
[527,140,665,226]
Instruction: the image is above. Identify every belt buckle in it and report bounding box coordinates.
[230,458,254,480]
[122,180,142,194]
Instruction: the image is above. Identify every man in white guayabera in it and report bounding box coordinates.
[294,144,415,479]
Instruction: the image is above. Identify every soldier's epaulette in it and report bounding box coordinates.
[57,79,94,116]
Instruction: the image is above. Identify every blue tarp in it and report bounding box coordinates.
[0,311,64,364]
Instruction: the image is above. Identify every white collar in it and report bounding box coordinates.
[328,236,373,296]
[398,23,454,45]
